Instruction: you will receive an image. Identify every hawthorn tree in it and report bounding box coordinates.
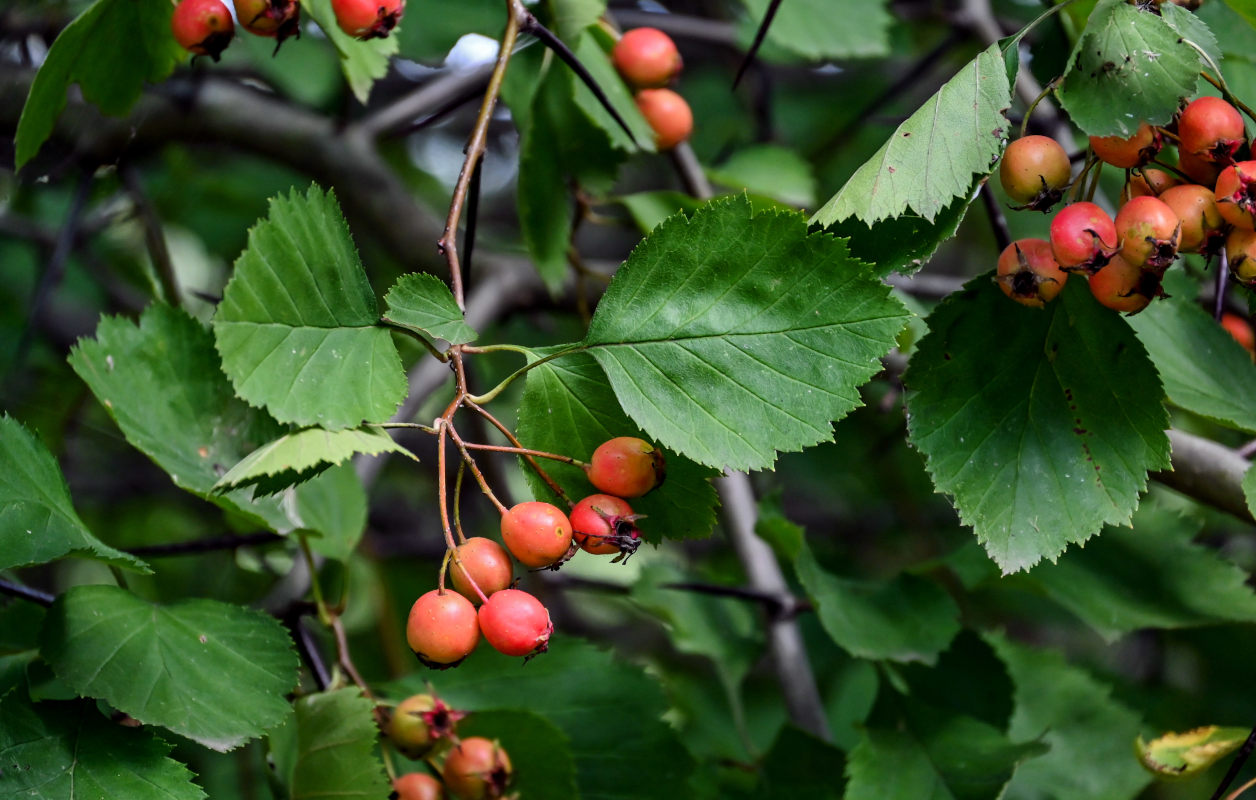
[4,0,1256,797]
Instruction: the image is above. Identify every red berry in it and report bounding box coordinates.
[1050,202,1119,274]
[387,693,465,759]
[477,589,552,658]
[1115,195,1181,270]
[1178,96,1246,165]
[995,238,1068,308]
[330,0,403,39]
[1158,184,1226,255]
[612,28,682,89]
[998,135,1071,211]
[1090,122,1161,169]
[635,88,693,151]
[233,0,300,43]
[1122,168,1180,202]
[450,537,514,604]
[406,590,480,669]
[1088,255,1158,314]
[442,737,513,800]
[1228,229,1256,286]
[499,501,573,569]
[586,436,666,498]
[1178,149,1224,188]
[1215,161,1256,230]
[1221,312,1256,354]
[393,772,445,800]
[171,0,234,60]
[570,494,642,560]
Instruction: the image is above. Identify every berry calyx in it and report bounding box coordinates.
[1215,161,1256,230]
[499,501,573,569]
[477,588,552,659]
[330,0,404,39]
[1050,201,1120,274]
[635,88,693,151]
[442,737,513,800]
[1178,96,1246,165]
[450,537,514,604]
[1088,254,1159,314]
[171,0,235,60]
[1114,195,1181,270]
[998,135,1071,212]
[1090,122,1161,169]
[1228,229,1256,286]
[612,28,683,89]
[1158,184,1226,255]
[233,0,301,47]
[387,693,466,759]
[393,772,446,800]
[570,494,643,561]
[406,590,480,669]
[995,238,1068,308]
[586,436,666,498]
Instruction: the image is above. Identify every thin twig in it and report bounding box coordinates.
[980,182,1012,253]
[467,402,573,507]
[1211,728,1256,800]
[0,579,55,607]
[286,613,331,691]
[120,163,180,306]
[732,0,782,89]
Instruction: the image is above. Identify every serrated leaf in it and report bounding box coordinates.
[617,191,706,233]
[14,0,184,168]
[811,44,1012,226]
[737,0,891,61]
[40,585,298,751]
[0,416,147,573]
[382,272,478,345]
[268,688,389,800]
[214,425,414,495]
[304,0,398,103]
[707,145,817,208]
[293,464,369,561]
[988,633,1150,800]
[1057,1,1201,137]
[1026,503,1256,640]
[458,711,579,800]
[1126,295,1256,432]
[0,693,205,800]
[795,542,959,664]
[213,184,405,430]
[395,639,694,799]
[1136,726,1250,779]
[904,277,1171,573]
[69,304,309,533]
[581,195,909,471]
[1160,4,1221,67]
[516,349,719,540]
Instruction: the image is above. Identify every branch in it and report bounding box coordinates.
[1154,430,1254,525]
[0,578,55,607]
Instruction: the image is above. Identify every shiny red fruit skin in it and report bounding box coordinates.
[330,0,404,39]
[1221,312,1256,353]
[1178,96,1246,163]
[1122,168,1180,202]
[1090,122,1160,169]
[995,238,1068,308]
[1115,195,1181,269]
[406,590,480,668]
[587,436,665,498]
[1050,202,1119,273]
[635,89,693,151]
[450,537,514,604]
[1215,161,1256,230]
[1158,184,1225,254]
[477,589,552,658]
[500,501,573,568]
[1179,149,1223,188]
[393,772,445,800]
[612,27,682,89]
[171,0,234,58]
[570,494,635,555]
[998,135,1071,208]
[233,0,299,37]
[1089,255,1153,314]
[443,737,512,800]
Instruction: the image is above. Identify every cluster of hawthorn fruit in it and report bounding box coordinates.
[612,27,693,151]
[384,691,510,800]
[996,92,1256,320]
[169,0,404,60]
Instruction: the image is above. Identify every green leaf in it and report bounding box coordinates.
[1160,4,1221,67]
[617,191,706,233]
[304,0,399,103]
[40,585,298,751]
[458,711,579,800]
[757,725,845,798]
[69,304,308,533]
[988,634,1151,800]
[737,0,891,61]
[293,464,369,561]
[397,639,694,799]
[1222,0,1256,27]
[1136,726,1250,779]
[393,0,499,62]
[517,70,580,292]
[569,32,656,153]
[0,415,147,573]
[904,277,1171,573]
[0,693,205,800]
[811,44,1012,226]
[553,0,605,41]
[14,0,184,168]
[1126,295,1256,432]
[1025,503,1256,640]
[213,184,405,430]
[581,195,909,471]
[707,145,817,208]
[1245,463,1256,519]
[382,272,478,345]
[795,542,959,664]
[268,688,389,800]
[213,425,414,495]
[755,490,804,562]
[516,349,719,541]
[1057,1,1202,137]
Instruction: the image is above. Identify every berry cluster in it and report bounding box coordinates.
[385,692,515,799]
[611,28,692,151]
[996,93,1255,319]
[170,0,403,61]
[405,436,665,669]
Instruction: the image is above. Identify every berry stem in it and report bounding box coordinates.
[468,403,574,507]
[1017,77,1059,140]
[1199,70,1256,126]
[450,550,491,604]
[447,423,508,515]
[1215,249,1229,322]
[461,441,589,468]
[453,460,469,545]
[436,418,460,553]
[1149,158,1193,184]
